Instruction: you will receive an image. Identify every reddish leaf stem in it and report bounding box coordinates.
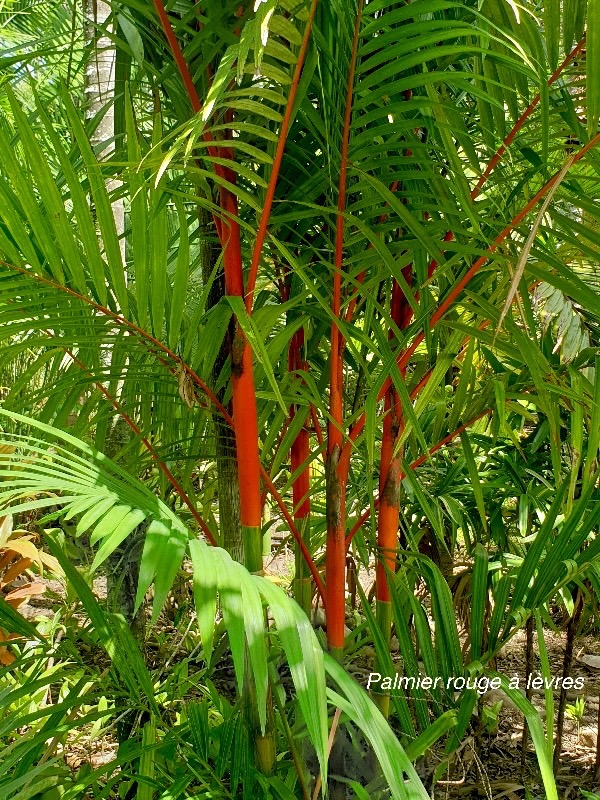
[259,466,326,605]
[152,0,202,114]
[0,260,234,426]
[341,133,600,455]
[326,0,364,653]
[473,36,586,197]
[44,335,218,545]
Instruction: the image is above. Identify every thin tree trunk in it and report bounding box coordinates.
[521,615,534,771]
[200,202,275,771]
[289,325,312,614]
[85,2,135,627]
[85,0,125,256]
[554,591,583,772]
[218,157,275,774]
[374,277,409,716]
[373,387,401,717]
[199,206,243,562]
[215,418,243,562]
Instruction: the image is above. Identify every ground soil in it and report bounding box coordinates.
[426,627,600,800]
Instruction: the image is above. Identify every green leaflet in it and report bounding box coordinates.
[469,543,489,661]
[588,0,600,136]
[137,519,188,622]
[325,654,431,800]
[45,534,157,712]
[492,672,558,800]
[137,716,157,800]
[258,579,329,783]
[459,432,488,534]
[61,91,128,314]
[0,410,188,622]
[189,538,219,664]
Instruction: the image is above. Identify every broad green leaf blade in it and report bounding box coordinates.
[258,579,329,782]
[324,654,430,800]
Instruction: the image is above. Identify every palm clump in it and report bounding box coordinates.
[0,0,599,797]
